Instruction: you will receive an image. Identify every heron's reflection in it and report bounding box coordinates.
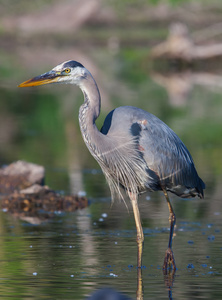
[86,261,176,300]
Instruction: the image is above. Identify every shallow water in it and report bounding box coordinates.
[0,182,222,299]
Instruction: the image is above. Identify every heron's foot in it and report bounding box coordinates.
[163,247,176,275]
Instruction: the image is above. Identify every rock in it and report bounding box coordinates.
[0,160,45,194]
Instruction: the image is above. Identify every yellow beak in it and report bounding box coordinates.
[18,70,61,87]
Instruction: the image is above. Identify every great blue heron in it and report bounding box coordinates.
[18,60,205,271]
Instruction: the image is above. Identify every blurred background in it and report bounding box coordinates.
[0,0,222,299]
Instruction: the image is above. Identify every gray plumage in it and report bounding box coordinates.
[18,59,205,270]
[100,106,205,199]
[60,59,205,201]
[19,59,205,201]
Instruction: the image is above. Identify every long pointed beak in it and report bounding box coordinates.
[18,70,61,87]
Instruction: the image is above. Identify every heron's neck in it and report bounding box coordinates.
[78,74,102,157]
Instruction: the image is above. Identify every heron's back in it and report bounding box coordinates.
[101,106,205,198]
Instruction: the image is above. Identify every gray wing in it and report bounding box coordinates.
[101,106,205,198]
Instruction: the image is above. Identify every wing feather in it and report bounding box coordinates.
[101,106,205,199]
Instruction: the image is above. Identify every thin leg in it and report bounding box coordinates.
[129,193,144,300]
[163,189,176,272]
[130,192,144,268]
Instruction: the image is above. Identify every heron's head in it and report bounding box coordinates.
[18,60,88,88]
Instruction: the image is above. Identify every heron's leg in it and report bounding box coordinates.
[130,193,144,300]
[163,189,176,272]
[129,192,144,269]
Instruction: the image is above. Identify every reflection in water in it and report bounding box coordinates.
[77,208,98,278]
[87,287,131,300]
[136,248,176,300]
[151,71,222,106]
[1,195,179,300]
[163,268,176,300]
[0,156,180,300]
[150,23,222,107]
[1,187,221,299]
[137,267,143,300]
[86,262,176,300]
[150,71,192,107]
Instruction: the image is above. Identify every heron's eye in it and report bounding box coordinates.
[64,68,71,74]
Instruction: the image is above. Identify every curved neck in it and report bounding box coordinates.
[79,73,101,122]
[78,73,102,158]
